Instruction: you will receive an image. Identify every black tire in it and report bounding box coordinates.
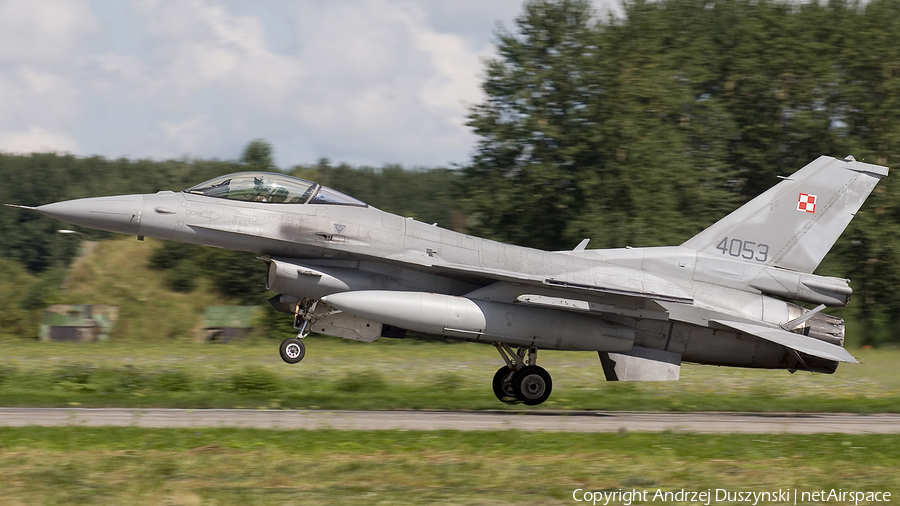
[492,366,519,404]
[511,365,552,405]
[279,338,305,364]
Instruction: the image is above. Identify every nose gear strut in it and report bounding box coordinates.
[293,298,317,338]
[280,298,318,364]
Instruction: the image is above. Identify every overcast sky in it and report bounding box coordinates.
[0,0,619,169]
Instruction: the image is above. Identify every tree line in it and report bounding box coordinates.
[464,0,900,344]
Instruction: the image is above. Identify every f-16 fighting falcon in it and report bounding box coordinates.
[6,155,888,405]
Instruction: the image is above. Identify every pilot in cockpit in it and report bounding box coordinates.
[251,176,266,202]
[252,175,280,202]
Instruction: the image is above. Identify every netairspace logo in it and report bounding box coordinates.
[572,488,892,505]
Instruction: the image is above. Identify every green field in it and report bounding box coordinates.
[0,427,897,505]
[1,337,899,412]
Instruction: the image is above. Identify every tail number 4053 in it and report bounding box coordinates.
[715,238,769,262]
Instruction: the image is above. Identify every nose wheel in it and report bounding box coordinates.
[280,298,317,364]
[492,343,552,405]
[280,338,305,364]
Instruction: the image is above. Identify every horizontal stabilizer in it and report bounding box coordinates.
[711,319,857,363]
[598,346,682,381]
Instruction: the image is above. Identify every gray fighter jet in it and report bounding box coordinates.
[7,155,887,405]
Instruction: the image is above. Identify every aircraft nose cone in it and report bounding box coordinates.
[36,195,143,235]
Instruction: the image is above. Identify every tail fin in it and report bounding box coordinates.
[682,156,888,273]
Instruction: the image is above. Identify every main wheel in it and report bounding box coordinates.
[279,338,306,364]
[492,366,519,404]
[511,366,552,405]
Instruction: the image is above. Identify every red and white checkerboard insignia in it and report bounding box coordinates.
[797,193,817,213]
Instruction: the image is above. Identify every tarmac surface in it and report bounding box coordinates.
[1,408,899,433]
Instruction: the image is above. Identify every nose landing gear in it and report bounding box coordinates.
[279,298,317,364]
[492,343,552,406]
[279,337,305,364]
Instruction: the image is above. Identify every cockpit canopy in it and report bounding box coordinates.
[184,172,367,207]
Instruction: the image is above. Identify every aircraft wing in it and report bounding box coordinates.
[436,262,694,305]
[711,319,858,363]
[194,218,696,307]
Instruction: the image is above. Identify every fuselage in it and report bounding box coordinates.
[34,185,845,372]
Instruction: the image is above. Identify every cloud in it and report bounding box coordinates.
[158,114,213,153]
[0,0,96,135]
[76,0,495,166]
[0,68,83,129]
[0,0,618,167]
[133,0,303,108]
[0,0,99,65]
[282,0,490,164]
[0,127,80,154]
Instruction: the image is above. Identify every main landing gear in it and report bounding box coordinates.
[280,298,316,364]
[492,343,552,406]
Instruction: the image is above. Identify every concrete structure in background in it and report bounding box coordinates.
[199,306,261,343]
[40,304,119,342]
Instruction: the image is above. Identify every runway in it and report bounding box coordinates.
[1,408,899,433]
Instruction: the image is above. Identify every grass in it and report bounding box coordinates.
[1,338,899,412]
[0,427,897,505]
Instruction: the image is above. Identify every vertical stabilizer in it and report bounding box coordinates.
[682,156,888,273]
